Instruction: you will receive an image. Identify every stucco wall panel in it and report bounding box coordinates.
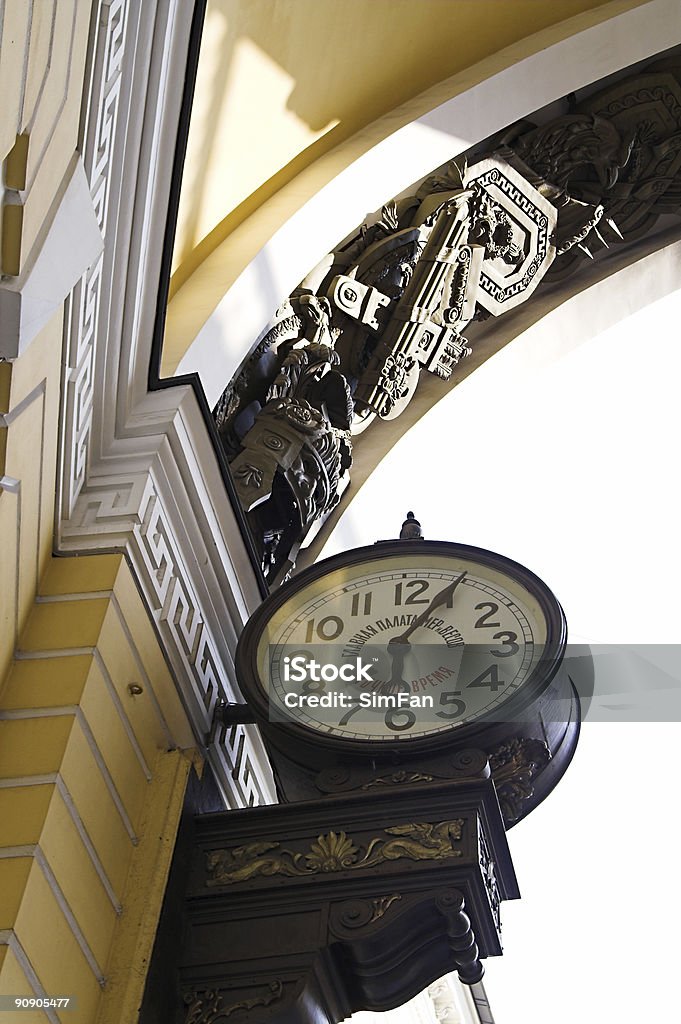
[0,550,197,1020]
[0,310,63,683]
[0,943,45,1023]
[1,0,91,278]
[39,785,119,969]
[0,3,32,160]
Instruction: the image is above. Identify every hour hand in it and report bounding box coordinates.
[381,637,411,695]
[363,637,410,696]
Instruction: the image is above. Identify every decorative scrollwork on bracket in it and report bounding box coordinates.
[489,736,551,825]
[332,893,403,933]
[182,980,284,1024]
[361,770,435,789]
[478,827,502,934]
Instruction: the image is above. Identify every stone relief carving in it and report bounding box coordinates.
[215,60,681,581]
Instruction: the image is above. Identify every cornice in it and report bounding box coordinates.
[56,0,276,808]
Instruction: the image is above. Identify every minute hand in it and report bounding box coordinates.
[392,571,467,644]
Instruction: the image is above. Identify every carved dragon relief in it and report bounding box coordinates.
[215,60,681,580]
[205,820,465,886]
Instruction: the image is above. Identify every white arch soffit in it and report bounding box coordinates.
[173,0,681,408]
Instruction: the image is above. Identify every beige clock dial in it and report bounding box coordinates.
[249,546,560,744]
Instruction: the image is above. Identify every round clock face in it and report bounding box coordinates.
[240,542,565,748]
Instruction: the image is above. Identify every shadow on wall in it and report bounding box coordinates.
[172,3,236,270]
[172,0,612,276]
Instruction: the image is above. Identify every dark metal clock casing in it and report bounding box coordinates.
[235,540,578,808]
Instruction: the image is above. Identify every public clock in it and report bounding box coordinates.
[235,539,568,758]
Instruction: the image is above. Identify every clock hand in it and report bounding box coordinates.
[357,637,409,695]
[376,573,467,694]
[392,571,468,645]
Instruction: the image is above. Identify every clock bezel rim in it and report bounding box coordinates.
[235,539,567,756]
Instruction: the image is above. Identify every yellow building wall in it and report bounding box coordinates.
[1,0,92,277]
[0,7,198,1021]
[0,234,196,1024]
[0,293,198,1022]
[0,267,196,1024]
[0,311,62,686]
[0,555,198,1024]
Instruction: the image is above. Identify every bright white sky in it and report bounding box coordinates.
[322,287,681,1024]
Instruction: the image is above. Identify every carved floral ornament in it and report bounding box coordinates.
[214,62,681,579]
[205,820,465,886]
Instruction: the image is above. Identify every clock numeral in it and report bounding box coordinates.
[384,707,416,731]
[394,579,451,607]
[350,591,373,617]
[339,698,362,725]
[490,631,519,657]
[394,579,426,605]
[467,665,504,691]
[394,579,458,608]
[402,579,429,605]
[305,615,344,642]
[474,602,501,628]
[436,691,466,719]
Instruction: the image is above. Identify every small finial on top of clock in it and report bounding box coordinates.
[400,511,423,540]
